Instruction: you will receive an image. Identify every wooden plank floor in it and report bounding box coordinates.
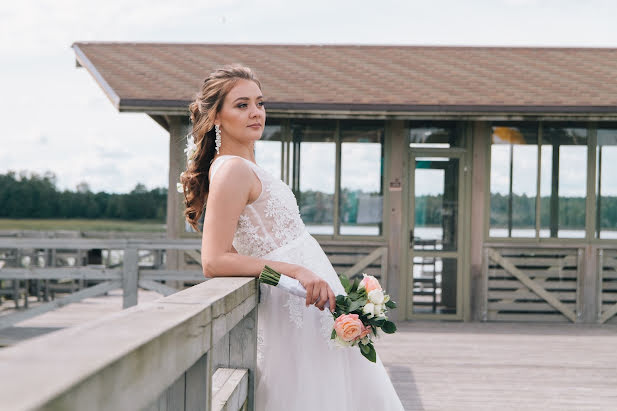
[2,294,617,410]
[378,321,617,411]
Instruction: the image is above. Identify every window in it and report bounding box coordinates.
[339,121,384,236]
[290,119,386,237]
[540,124,587,238]
[409,121,465,148]
[290,120,337,235]
[255,120,283,179]
[488,122,588,239]
[596,126,617,239]
[489,123,538,237]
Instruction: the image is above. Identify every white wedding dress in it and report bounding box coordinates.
[210,155,405,411]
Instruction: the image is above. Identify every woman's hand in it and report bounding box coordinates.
[292,266,336,313]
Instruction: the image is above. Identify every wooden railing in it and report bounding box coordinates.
[0,276,258,411]
[0,238,205,329]
[482,242,617,324]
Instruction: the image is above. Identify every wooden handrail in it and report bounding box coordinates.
[0,277,258,411]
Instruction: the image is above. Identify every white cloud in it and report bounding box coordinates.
[2,0,617,194]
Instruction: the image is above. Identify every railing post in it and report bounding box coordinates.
[480,247,489,322]
[579,245,598,323]
[228,307,257,410]
[123,247,138,308]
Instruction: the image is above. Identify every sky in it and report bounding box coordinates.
[1,0,616,194]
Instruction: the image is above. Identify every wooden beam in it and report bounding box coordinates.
[0,267,122,280]
[470,121,489,321]
[138,279,178,297]
[488,249,577,322]
[342,247,386,278]
[211,368,249,411]
[147,114,170,131]
[0,281,121,330]
[185,250,202,265]
[387,120,405,321]
[599,302,617,324]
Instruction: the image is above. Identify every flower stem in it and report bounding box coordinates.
[259,265,281,287]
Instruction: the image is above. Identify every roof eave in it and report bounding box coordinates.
[72,44,121,110]
[116,99,617,121]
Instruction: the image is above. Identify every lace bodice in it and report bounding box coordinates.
[209,155,306,257]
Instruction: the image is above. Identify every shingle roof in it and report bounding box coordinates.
[71,42,617,115]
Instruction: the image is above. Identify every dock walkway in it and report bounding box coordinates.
[2,292,617,410]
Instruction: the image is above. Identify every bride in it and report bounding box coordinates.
[179,64,405,411]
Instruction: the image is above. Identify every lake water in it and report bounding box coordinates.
[306,225,617,239]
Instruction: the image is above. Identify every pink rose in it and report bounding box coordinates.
[359,275,382,294]
[359,324,371,339]
[334,314,364,342]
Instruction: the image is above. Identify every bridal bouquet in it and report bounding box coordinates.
[259,265,397,363]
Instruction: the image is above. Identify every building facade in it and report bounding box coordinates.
[72,42,617,323]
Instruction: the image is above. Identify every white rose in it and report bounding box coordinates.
[176,182,183,193]
[360,335,371,345]
[384,294,390,303]
[363,303,375,318]
[368,289,385,305]
[374,303,384,315]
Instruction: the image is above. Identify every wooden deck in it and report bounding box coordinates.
[378,321,617,411]
[2,293,617,410]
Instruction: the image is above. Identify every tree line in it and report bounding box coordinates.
[0,171,167,220]
[3,171,615,230]
[489,193,617,229]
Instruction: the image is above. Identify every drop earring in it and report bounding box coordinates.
[215,124,222,154]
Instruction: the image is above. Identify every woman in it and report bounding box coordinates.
[180,64,405,411]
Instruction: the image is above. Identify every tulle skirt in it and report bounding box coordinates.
[254,229,405,411]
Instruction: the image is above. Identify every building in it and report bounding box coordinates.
[71,42,617,323]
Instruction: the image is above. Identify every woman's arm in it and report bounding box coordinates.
[200,157,335,311]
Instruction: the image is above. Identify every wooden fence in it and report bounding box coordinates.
[482,243,617,324]
[0,237,389,329]
[0,276,258,411]
[0,237,205,329]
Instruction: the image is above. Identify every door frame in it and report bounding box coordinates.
[404,146,471,321]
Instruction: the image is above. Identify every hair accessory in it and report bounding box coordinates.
[215,124,222,154]
[184,133,197,166]
[177,133,197,193]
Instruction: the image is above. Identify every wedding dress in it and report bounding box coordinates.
[210,154,405,411]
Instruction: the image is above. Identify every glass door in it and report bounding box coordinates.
[408,151,465,319]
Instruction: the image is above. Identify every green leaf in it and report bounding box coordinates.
[351,278,361,292]
[382,321,397,334]
[385,300,397,309]
[348,298,367,313]
[331,329,337,339]
[336,295,350,311]
[340,275,351,293]
[360,342,371,355]
[371,318,386,327]
[360,344,377,363]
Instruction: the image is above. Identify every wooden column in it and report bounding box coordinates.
[469,121,489,322]
[387,120,405,322]
[166,116,191,288]
[550,144,560,237]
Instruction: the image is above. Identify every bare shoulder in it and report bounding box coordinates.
[209,157,253,188]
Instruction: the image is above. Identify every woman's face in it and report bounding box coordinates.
[215,79,265,144]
